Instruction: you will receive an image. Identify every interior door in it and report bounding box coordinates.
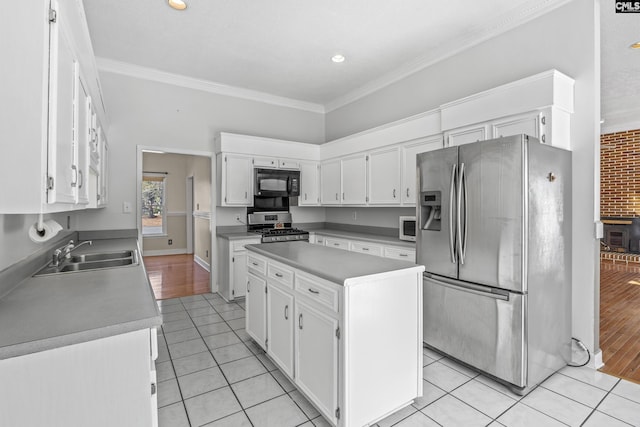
[417,146,458,279]
[458,136,525,292]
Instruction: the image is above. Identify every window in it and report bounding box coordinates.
[141,174,167,236]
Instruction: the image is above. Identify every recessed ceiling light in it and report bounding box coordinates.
[331,54,345,63]
[168,0,187,10]
[631,41,640,49]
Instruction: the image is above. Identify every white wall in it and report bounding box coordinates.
[77,72,325,232]
[0,212,77,272]
[326,0,600,358]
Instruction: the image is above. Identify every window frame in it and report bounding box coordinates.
[141,173,168,237]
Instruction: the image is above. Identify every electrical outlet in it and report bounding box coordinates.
[197,203,200,210]
[122,201,132,213]
[205,250,209,257]
[236,215,242,222]
[168,239,173,245]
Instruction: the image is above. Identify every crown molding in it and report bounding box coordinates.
[96,57,326,114]
[324,0,572,113]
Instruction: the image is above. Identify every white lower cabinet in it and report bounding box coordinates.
[295,299,339,425]
[218,237,261,301]
[0,329,157,427]
[246,272,267,348]
[267,283,294,378]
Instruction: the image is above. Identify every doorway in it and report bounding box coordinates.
[137,146,215,300]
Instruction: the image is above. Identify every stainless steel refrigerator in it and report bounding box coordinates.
[417,134,571,394]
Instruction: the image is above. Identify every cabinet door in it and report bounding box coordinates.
[267,285,294,378]
[76,77,91,205]
[368,147,400,205]
[401,136,443,205]
[491,111,541,140]
[445,124,489,147]
[223,154,253,206]
[246,273,267,349]
[320,160,341,205]
[341,154,367,205]
[299,161,320,206]
[47,6,78,205]
[232,250,247,299]
[295,301,339,424]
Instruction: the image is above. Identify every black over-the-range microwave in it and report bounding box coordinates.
[254,168,300,197]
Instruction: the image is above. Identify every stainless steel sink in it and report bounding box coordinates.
[69,250,135,263]
[34,250,139,276]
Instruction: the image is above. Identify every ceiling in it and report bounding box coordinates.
[83,0,639,129]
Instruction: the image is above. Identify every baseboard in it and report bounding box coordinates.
[143,248,188,256]
[194,254,211,272]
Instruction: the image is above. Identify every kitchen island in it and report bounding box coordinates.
[245,241,424,427]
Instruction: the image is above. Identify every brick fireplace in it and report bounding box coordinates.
[600,129,640,263]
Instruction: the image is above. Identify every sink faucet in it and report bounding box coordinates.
[52,240,93,267]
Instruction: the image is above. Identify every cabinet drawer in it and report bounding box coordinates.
[247,254,267,275]
[232,238,261,252]
[325,237,350,251]
[350,241,384,257]
[253,156,278,168]
[295,272,339,313]
[314,235,326,245]
[268,261,294,288]
[278,160,300,170]
[384,246,416,261]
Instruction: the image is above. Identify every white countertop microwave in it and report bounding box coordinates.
[399,216,416,241]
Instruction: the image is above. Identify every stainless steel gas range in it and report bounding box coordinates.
[247,211,309,243]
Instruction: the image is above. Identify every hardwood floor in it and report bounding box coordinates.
[599,260,640,383]
[143,254,210,300]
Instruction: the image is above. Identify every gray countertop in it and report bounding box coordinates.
[217,226,415,248]
[0,238,161,360]
[246,241,423,285]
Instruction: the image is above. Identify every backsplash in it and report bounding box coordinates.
[601,129,640,217]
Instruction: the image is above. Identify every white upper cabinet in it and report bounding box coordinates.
[0,0,108,213]
[320,160,341,205]
[299,161,320,206]
[445,123,489,147]
[217,154,253,206]
[401,136,443,205]
[368,147,401,205]
[341,154,367,205]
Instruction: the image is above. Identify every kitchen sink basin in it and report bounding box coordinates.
[34,250,139,276]
[69,250,135,263]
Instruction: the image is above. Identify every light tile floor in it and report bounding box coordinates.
[156,293,640,427]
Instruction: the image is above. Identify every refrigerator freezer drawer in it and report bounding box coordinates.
[423,276,526,387]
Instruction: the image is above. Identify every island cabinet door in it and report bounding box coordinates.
[295,300,339,425]
[267,284,294,378]
[246,273,267,349]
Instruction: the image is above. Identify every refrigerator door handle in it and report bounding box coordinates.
[462,162,468,260]
[449,163,457,264]
[457,162,466,264]
[425,273,510,301]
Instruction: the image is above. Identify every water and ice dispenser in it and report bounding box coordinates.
[420,191,441,231]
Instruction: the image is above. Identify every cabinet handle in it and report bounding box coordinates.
[298,313,303,329]
[244,191,247,199]
[78,170,84,189]
[393,189,396,198]
[284,305,289,319]
[406,188,410,198]
[362,247,369,251]
[275,272,283,278]
[335,193,338,200]
[308,288,319,294]
[333,243,339,246]
[247,281,250,292]
[305,193,307,200]
[342,192,345,200]
[252,262,258,266]
[399,253,408,257]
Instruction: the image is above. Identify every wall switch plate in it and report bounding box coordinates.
[122,201,132,213]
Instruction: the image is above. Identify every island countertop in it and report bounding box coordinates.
[246,241,424,285]
[0,238,161,360]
